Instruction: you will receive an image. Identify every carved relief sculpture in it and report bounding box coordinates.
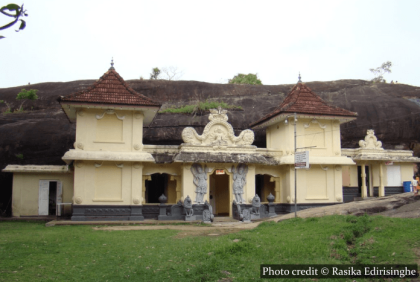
[232,164,248,204]
[181,107,255,148]
[359,129,383,150]
[191,163,210,204]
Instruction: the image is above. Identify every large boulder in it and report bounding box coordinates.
[1,79,420,215]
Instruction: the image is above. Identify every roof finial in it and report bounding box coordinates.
[109,57,115,70]
[298,72,302,83]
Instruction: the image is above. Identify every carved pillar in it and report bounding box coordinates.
[379,163,385,197]
[142,175,151,204]
[170,175,182,202]
[270,176,281,202]
[361,164,367,198]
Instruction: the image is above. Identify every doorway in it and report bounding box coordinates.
[145,173,170,203]
[209,170,230,216]
[255,174,275,202]
[38,180,62,216]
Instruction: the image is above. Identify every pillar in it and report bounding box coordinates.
[270,177,281,202]
[131,163,143,205]
[361,164,367,198]
[379,163,385,197]
[170,175,182,202]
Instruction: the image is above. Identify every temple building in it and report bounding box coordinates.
[3,65,419,221]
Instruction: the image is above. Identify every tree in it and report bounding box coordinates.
[150,67,161,80]
[16,88,38,110]
[228,73,262,85]
[0,3,28,39]
[161,66,184,80]
[370,61,392,83]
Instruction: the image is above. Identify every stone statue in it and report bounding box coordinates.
[251,194,261,215]
[191,163,210,204]
[203,200,214,223]
[181,107,255,147]
[183,195,193,217]
[232,164,248,204]
[359,129,383,150]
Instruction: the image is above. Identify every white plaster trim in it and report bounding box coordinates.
[62,149,155,163]
[341,148,420,162]
[96,109,125,120]
[251,113,356,129]
[2,165,71,174]
[93,141,125,144]
[320,165,329,171]
[92,198,124,202]
[115,163,124,168]
[181,107,254,147]
[276,155,356,165]
[303,119,326,129]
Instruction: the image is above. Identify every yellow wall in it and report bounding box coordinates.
[267,118,341,158]
[343,162,415,187]
[12,173,74,217]
[284,165,343,203]
[400,163,415,184]
[75,109,144,152]
[73,161,143,205]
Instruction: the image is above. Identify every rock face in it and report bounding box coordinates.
[1,78,420,215]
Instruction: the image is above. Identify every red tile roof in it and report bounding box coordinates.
[250,83,357,128]
[60,68,161,107]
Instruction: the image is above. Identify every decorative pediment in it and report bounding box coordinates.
[181,107,254,147]
[359,129,383,150]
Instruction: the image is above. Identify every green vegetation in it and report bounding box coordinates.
[15,153,23,159]
[150,67,160,80]
[17,89,38,100]
[160,101,242,114]
[16,88,38,111]
[0,100,3,103]
[0,215,419,281]
[0,3,28,39]
[229,73,262,85]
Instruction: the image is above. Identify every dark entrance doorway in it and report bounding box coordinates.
[145,173,169,203]
[209,170,230,216]
[48,181,57,216]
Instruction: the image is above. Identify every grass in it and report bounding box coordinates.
[0,215,419,281]
[160,101,242,114]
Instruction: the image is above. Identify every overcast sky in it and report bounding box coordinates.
[1,0,419,88]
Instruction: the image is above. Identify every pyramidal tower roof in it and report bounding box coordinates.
[250,79,357,129]
[60,61,160,107]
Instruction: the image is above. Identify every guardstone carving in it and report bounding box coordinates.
[359,129,383,150]
[202,200,214,223]
[183,195,193,217]
[191,163,211,204]
[251,194,261,215]
[181,107,254,147]
[232,164,248,204]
